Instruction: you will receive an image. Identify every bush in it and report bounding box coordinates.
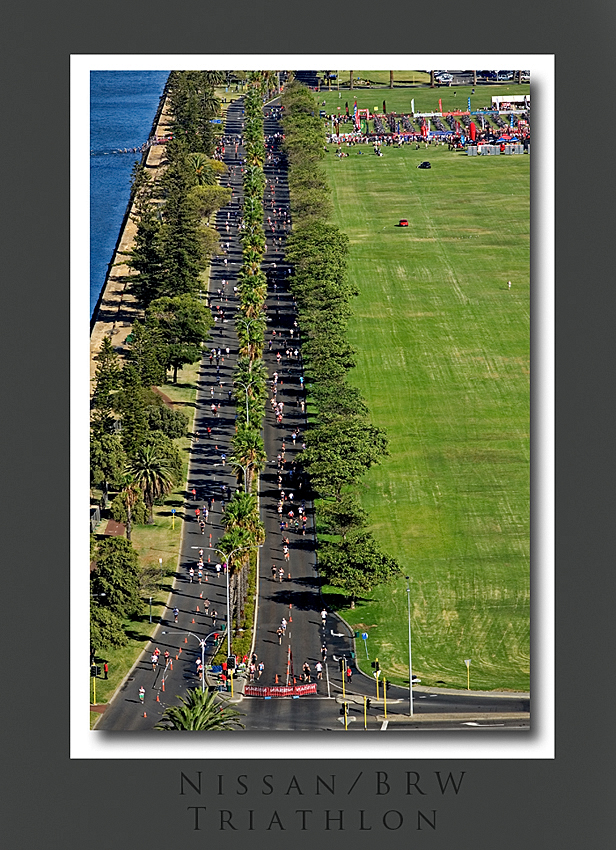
[110,493,148,526]
[146,404,189,439]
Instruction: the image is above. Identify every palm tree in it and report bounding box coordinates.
[389,70,394,89]
[234,355,268,389]
[217,527,254,628]
[201,70,226,87]
[223,492,265,544]
[187,152,216,186]
[238,283,267,317]
[244,144,265,169]
[117,473,140,542]
[243,164,266,196]
[126,444,175,524]
[154,687,245,731]
[236,314,266,361]
[231,425,267,492]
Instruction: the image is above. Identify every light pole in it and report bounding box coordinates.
[162,630,220,693]
[406,576,414,717]
[203,545,261,659]
[234,379,258,426]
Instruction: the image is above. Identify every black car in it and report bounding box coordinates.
[417,161,431,169]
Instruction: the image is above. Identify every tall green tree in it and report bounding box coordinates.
[316,493,368,540]
[90,604,128,651]
[126,320,167,387]
[319,531,401,607]
[300,420,388,499]
[115,364,149,456]
[91,536,142,618]
[90,432,126,504]
[91,336,122,414]
[189,184,232,224]
[147,293,213,383]
[126,203,165,307]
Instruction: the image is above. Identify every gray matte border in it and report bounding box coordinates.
[3,0,614,846]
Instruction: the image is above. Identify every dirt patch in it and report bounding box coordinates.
[104,519,126,536]
[152,386,175,408]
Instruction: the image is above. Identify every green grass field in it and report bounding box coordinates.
[320,142,530,691]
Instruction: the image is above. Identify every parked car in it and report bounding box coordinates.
[399,219,409,226]
[417,161,431,169]
[436,73,453,83]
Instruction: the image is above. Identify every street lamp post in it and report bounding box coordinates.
[234,378,258,426]
[162,630,220,693]
[406,577,414,717]
[203,545,261,659]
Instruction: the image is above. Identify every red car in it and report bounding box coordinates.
[399,219,409,227]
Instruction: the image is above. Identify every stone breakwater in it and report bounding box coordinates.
[89,88,171,393]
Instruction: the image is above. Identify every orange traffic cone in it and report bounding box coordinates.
[200,592,203,598]
[184,637,188,643]
[288,573,291,580]
[170,660,173,670]
[289,615,292,622]
[196,605,200,612]
[275,674,278,683]
[156,693,160,702]
[192,618,195,624]
[162,680,165,692]
[143,711,147,718]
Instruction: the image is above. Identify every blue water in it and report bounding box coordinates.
[90,70,169,317]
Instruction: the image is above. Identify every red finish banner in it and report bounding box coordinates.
[244,684,317,698]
